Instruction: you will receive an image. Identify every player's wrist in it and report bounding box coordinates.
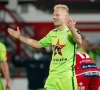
[17,35,21,40]
[70,27,76,31]
[7,78,10,82]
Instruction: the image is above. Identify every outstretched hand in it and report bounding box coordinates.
[8,26,21,39]
[6,81,11,90]
[66,16,76,30]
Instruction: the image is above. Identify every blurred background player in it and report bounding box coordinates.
[75,51,100,90]
[89,43,100,65]
[0,42,11,90]
[77,35,100,64]
[77,36,90,53]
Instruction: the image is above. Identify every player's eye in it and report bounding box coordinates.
[56,14,59,16]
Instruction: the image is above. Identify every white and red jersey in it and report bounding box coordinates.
[75,52,100,90]
[75,52,96,69]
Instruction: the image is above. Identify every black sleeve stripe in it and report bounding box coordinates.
[77,30,80,34]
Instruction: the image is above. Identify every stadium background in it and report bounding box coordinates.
[0,0,100,90]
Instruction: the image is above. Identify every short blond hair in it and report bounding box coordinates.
[54,4,69,13]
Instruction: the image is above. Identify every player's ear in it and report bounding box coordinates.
[65,15,69,21]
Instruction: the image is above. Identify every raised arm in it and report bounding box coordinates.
[8,27,42,48]
[66,17,82,45]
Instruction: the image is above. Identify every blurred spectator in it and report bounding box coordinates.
[11,49,50,90]
[77,36,90,53]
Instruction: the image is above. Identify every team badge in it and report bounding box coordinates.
[63,34,67,39]
[52,39,65,56]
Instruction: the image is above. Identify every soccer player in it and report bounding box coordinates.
[0,42,11,90]
[75,51,100,90]
[8,4,82,90]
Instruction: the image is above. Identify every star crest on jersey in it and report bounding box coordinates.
[52,39,65,56]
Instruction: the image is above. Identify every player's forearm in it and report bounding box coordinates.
[19,35,42,48]
[1,61,10,82]
[71,28,82,45]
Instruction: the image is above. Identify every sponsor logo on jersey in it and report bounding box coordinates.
[82,64,97,70]
[80,60,92,64]
[52,58,67,64]
[84,72,100,78]
[53,58,67,62]
[78,82,85,90]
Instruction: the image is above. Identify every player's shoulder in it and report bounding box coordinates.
[0,42,5,47]
[0,42,6,48]
[48,28,58,35]
[51,28,58,32]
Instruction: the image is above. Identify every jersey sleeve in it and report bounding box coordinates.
[0,43,7,61]
[68,29,80,44]
[39,31,52,47]
[68,31,75,44]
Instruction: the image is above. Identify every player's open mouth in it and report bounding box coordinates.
[54,20,58,23]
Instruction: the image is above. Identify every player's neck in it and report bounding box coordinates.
[57,24,68,30]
